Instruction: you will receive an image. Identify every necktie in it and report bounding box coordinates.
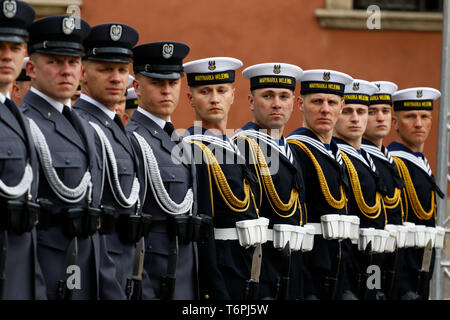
[163,121,175,137]
[62,105,86,144]
[4,97,17,111]
[113,114,125,131]
[62,105,76,128]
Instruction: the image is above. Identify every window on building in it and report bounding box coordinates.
[354,0,443,12]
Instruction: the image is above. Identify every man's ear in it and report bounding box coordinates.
[231,87,235,105]
[248,93,254,111]
[339,99,345,114]
[80,62,88,85]
[133,78,140,97]
[391,112,399,132]
[297,95,304,112]
[187,90,194,108]
[25,57,36,80]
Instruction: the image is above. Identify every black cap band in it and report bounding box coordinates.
[301,81,344,96]
[343,93,370,106]
[370,94,392,105]
[393,100,433,111]
[250,75,296,91]
[29,40,84,53]
[133,64,184,74]
[187,70,235,87]
[86,47,133,58]
[0,27,29,38]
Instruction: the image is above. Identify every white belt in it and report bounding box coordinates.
[214,228,275,241]
[307,223,322,235]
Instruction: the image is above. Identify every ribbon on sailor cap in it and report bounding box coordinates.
[242,62,303,91]
[393,87,441,111]
[343,79,378,106]
[369,81,398,106]
[125,87,138,110]
[184,57,243,87]
[300,69,352,96]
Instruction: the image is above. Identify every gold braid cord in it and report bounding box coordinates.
[392,156,435,221]
[237,136,301,221]
[189,141,259,217]
[288,140,347,211]
[340,151,385,222]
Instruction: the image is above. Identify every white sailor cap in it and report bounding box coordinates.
[183,57,243,87]
[300,69,352,96]
[343,79,378,106]
[393,87,441,111]
[16,57,30,81]
[127,75,135,87]
[369,81,398,105]
[242,62,303,91]
[125,87,138,110]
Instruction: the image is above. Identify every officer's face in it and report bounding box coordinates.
[364,104,392,141]
[27,53,82,104]
[0,41,26,91]
[187,83,234,125]
[114,97,129,125]
[249,88,294,131]
[334,104,368,143]
[81,60,129,108]
[392,110,432,149]
[299,93,343,136]
[11,80,31,106]
[134,75,181,121]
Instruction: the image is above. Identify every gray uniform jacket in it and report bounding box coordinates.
[74,97,151,299]
[126,110,198,300]
[22,90,115,300]
[0,98,46,299]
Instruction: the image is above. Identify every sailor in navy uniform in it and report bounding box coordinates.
[22,15,111,300]
[126,41,199,300]
[388,87,443,300]
[287,69,355,300]
[361,81,405,299]
[124,87,138,121]
[12,56,31,106]
[333,79,388,300]
[72,23,151,299]
[232,62,308,299]
[0,0,46,299]
[182,57,261,299]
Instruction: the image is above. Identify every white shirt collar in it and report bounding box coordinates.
[0,91,10,104]
[30,86,71,113]
[80,93,116,120]
[136,106,171,129]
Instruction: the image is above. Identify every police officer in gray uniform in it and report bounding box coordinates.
[126,41,199,300]
[0,0,46,300]
[22,15,110,300]
[73,22,153,300]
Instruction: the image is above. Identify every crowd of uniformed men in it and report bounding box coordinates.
[0,0,445,300]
